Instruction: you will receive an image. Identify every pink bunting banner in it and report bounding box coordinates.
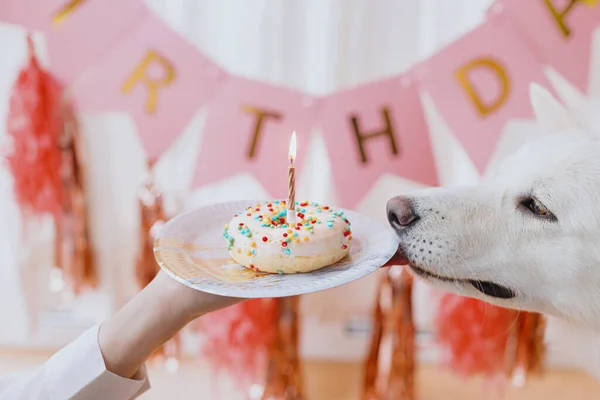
[0,0,146,85]
[70,11,227,159]
[194,76,317,198]
[320,75,438,209]
[1,1,598,207]
[501,0,600,91]
[419,13,551,173]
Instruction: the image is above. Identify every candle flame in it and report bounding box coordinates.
[289,131,297,164]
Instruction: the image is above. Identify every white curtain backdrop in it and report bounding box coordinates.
[2,0,597,373]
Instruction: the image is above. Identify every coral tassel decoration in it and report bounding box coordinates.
[5,34,96,293]
[436,294,518,378]
[5,35,63,219]
[436,293,546,388]
[194,298,278,396]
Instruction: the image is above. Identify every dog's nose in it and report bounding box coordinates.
[387,196,419,230]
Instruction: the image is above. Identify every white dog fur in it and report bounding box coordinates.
[388,84,600,368]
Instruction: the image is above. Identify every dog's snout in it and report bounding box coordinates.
[387,196,419,231]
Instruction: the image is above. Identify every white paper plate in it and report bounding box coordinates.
[154,200,399,298]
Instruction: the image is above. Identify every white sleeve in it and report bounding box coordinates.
[0,324,151,400]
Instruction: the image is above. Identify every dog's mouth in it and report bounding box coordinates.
[404,256,516,300]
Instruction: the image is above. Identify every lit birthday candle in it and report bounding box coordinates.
[287,131,296,223]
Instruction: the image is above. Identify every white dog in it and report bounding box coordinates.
[387,83,600,335]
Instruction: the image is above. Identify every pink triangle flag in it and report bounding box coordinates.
[70,12,227,159]
[193,76,318,198]
[501,0,600,91]
[320,74,438,209]
[419,14,551,173]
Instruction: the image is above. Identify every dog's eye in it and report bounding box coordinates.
[520,197,556,220]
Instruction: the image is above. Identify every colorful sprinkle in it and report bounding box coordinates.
[262,236,268,242]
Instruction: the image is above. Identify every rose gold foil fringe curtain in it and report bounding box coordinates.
[363,267,415,400]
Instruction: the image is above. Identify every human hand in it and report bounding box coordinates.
[151,269,245,322]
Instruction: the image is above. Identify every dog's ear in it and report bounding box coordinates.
[529,83,577,133]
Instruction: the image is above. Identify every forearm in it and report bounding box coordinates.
[99,271,200,379]
[98,271,242,379]
[98,277,189,378]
